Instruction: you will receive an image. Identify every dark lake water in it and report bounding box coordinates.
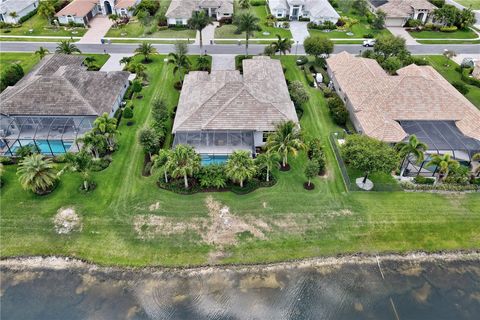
[1,258,479,320]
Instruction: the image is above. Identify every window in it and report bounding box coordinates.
[277,13,283,18]
[176,19,183,25]
[262,132,270,142]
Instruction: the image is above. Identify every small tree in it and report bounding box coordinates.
[168,51,191,83]
[0,64,24,92]
[374,34,409,60]
[263,45,276,56]
[381,56,403,75]
[138,127,160,158]
[427,154,459,182]
[255,151,280,182]
[303,35,334,60]
[395,135,428,177]
[9,11,18,21]
[131,79,143,93]
[38,0,56,24]
[166,144,201,189]
[15,145,39,159]
[196,55,210,71]
[288,80,309,107]
[225,150,257,188]
[271,34,292,55]
[62,151,93,191]
[35,47,50,59]
[352,0,369,16]
[135,42,157,63]
[17,154,57,194]
[234,11,261,56]
[188,10,213,47]
[152,149,171,183]
[55,40,81,54]
[266,120,305,168]
[305,160,319,187]
[372,10,386,29]
[238,0,251,9]
[123,106,134,119]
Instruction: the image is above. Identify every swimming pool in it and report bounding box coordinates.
[201,155,229,166]
[8,140,73,156]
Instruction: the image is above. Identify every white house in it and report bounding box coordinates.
[0,0,39,24]
[55,0,140,26]
[165,0,233,26]
[368,0,437,27]
[267,0,339,24]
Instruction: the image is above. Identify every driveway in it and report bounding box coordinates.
[100,53,133,72]
[289,21,310,44]
[387,27,418,45]
[196,22,217,47]
[78,16,113,44]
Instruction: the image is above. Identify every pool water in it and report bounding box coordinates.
[201,155,229,166]
[9,140,73,155]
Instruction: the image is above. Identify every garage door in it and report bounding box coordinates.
[385,18,405,27]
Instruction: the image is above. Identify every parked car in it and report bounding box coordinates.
[363,39,376,47]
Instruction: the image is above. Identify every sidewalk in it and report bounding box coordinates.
[78,16,113,44]
[100,53,133,72]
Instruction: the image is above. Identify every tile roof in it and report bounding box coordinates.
[115,0,138,9]
[166,0,233,19]
[327,52,480,142]
[173,56,298,132]
[0,0,37,14]
[0,54,130,117]
[55,0,97,17]
[375,0,436,18]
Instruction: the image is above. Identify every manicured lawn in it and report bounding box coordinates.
[416,39,480,44]
[421,55,480,109]
[0,14,86,37]
[454,0,480,10]
[409,28,478,39]
[1,55,479,267]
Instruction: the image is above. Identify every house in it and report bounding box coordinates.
[267,0,339,24]
[473,61,480,80]
[0,0,39,24]
[165,0,233,26]
[55,0,140,26]
[368,0,436,27]
[0,54,130,157]
[172,56,298,160]
[326,52,480,171]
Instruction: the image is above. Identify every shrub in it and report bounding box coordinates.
[452,81,469,94]
[461,69,480,88]
[235,55,253,71]
[132,79,142,93]
[0,156,14,165]
[444,165,470,185]
[86,64,100,71]
[413,176,435,185]
[197,164,227,189]
[401,181,478,191]
[123,106,134,119]
[304,68,315,87]
[250,0,266,5]
[18,9,37,24]
[90,157,111,172]
[440,25,458,32]
[0,63,24,92]
[381,56,403,75]
[331,104,349,125]
[135,0,160,16]
[327,95,343,112]
[288,80,309,107]
[296,56,308,66]
[429,0,445,7]
[306,138,326,174]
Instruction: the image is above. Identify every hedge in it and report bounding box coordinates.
[401,181,479,191]
[18,9,37,24]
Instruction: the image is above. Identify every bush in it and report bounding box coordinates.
[135,0,160,16]
[461,69,480,88]
[401,181,478,191]
[331,104,349,125]
[0,156,14,165]
[440,25,458,32]
[381,56,403,75]
[413,176,435,185]
[197,164,227,189]
[444,165,470,185]
[304,68,315,87]
[250,0,266,5]
[18,9,37,24]
[288,80,309,107]
[86,64,100,71]
[306,138,326,174]
[123,106,134,119]
[132,79,142,93]
[296,56,308,66]
[452,81,469,94]
[429,0,445,7]
[90,157,112,172]
[0,63,24,92]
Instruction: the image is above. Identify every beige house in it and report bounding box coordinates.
[368,0,436,27]
[267,0,340,24]
[0,0,39,24]
[166,0,233,26]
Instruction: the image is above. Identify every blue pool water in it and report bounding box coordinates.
[201,155,229,166]
[9,140,73,155]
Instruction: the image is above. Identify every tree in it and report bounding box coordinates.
[188,10,213,47]
[168,51,191,83]
[35,46,50,59]
[271,34,292,55]
[123,106,134,119]
[131,79,142,93]
[93,113,118,150]
[77,131,107,159]
[266,120,305,168]
[55,40,81,54]
[381,56,403,74]
[198,165,227,189]
[174,42,189,56]
[225,150,257,188]
[353,0,369,16]
[256,151,280,182]
[62,151,93,191]
[138,127,160,158]
[152,149,171,183]
[372,10,386,29]
[9,11,18,20]
[374,34,408,60]
[196,55,210,71]
[166,144,201,189]
[303,35,334,60]
[288,80,309,107]
[15,145,39,159]
[119,56,132,67]
[17,154,57,194]
[132,62,147,78]
[305,160,319,187]
[135,42,157,63]
[458,8,475,30]
[109,13,120,27]
[263,44,276,56]
[427,154,459,182]
[433,5,474,29]
[151,98,170,131]
[0,64,24,92]
[342,134,399,184]
[234,11,261,56]
[238,0,251,9]
[84,56,96,67]
[395,135,428,177]
[38,0,56,24]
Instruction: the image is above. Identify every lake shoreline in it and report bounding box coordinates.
[2,251,479,276]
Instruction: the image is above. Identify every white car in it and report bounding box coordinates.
[363,39,376,47]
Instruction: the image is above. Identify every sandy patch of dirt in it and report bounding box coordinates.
[412,282,431,303]
[354,302,364,312]
[397,264,424,276]
[149,202,160,211]
[239,273,283,292]
[53,207,82,234]
[133,215,203,240]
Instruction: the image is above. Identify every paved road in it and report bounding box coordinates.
[0,41,479,55]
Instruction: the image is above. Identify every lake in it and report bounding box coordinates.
[1,255,479,319]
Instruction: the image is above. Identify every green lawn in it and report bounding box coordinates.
[215,4,292,40]
[0,14,86,37]
[454,0,480,10]
[1,55,479,267]
[421,55,480,109]
[409,28,478,39]
[416,39,480,44]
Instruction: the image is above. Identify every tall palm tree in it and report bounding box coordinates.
[165,144,201,189]
[395,134,428,177]
[427,153,459,182]
[188,10,213,48]
[38,0,56,24]
[255,151,279,182]
[234,11,260,56]
[152,149,171,183]
[168,52,191,83]
[55,40,81,54]
[225,150,257,188]
[238,0,251,9]
[35,47,50,59]
[135,42,157,63]
[271,34,292,55]
[17,154,57,194]
[266,120,305,168]
[93,113,118,149]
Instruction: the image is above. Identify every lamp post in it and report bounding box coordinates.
[295,41,299,57]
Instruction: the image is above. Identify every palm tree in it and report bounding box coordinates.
[238,0,251,9]
[165,144,201,189]
[38,0,56,24]
[395,135,428,177]
[132,62,147,78]
[61,152,93,191]
[135,42,157,63]
[9,11,18,21]
[234,11,260,56]
[427,154,459,182]
[152,149,171,183]
[188,11,213,47]
[266,120,305,168]
[168,52,191,83]
[77,132,106,159]
[55,40,81,54]
[271,34,292,55]
[35,47,49,59]
[17,154,57,194]
[15,145,39,159]
[196,55,210,71]
[93,113,118,149]
[255,151,279,182]
[119,56,132,67]
[225,150,257,188]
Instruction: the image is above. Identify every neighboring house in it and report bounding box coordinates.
[473,61,480,80]
[55,0,140,26]
[0,54,130,157]
[368,0,436,27]
[326,52,480,172]
[165,0,233,26]
[0,0,39,24]
[267,0,339,24]
[172,56,298,160]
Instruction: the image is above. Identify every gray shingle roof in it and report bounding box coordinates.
[0,0,37,14]
[0,54,130,117]
[173,56,298,133]
[166,0,233,19]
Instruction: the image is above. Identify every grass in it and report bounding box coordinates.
[416,39,480,44]
[108,39,194,44]
[408,28,478,39]
[215,4,292,40]
[0,55,479,267]
[453,0,480,10]
[0,14,86,37]
[0,37,80,42]
[420,55,480,109]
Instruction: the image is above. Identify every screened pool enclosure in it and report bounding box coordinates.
[0,115,96,156]
[173,131,255,155]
